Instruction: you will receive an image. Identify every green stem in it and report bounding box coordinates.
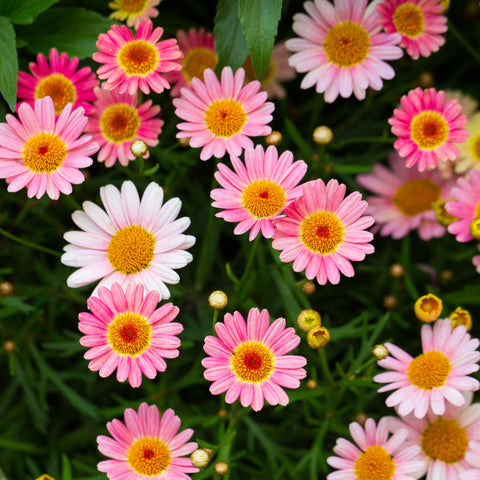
[237,235,260,291]
[212,309,219,333]
[330,136,394,150]
[317,348,335,388]
[448,20,480,65]
[0,226,61,258]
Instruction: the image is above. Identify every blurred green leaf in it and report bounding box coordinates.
[0,0,59,25]
[0,16,17,111]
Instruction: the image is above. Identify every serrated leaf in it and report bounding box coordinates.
[238,0,282,80]
[214,0,249,71]
[0,16,18,111]
[0,0,59,25]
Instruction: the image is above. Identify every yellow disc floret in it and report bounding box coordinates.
[22,133,66,173]
[108,312,151,356]
[411,111,449,150]
[421,418,468,463]
[101,104,140,143]
[231,341,274,382]
[354,445,395,480]
[324,22,370,67]
[204,99,247,137]
[407,351,451,390]
[118,40,159,76]
[182,48,218,82]
[241,180,286,218]
[300,211,344,254]
[392,179,440,216]
[127,437,171,475]
[35,74,77,114]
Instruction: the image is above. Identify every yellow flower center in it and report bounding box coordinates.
[182,47,218,82]
[204,99,247,137]
[392,179,440,217]
[393,3,425,38]
[118,0,148,13]
[354,445,395,480]
[107,225,155,275]
[107,312,151,356]
[410,111,449,150]
[407,351,451,390]
[300,211,344,254]
[470,133,480,162]
[118,40,158,76]
[35,74,77,115]
[127,437,171,475]
[231,341,274,383]
[100,104,140,143]
[22,132,66,173]
[241,180,286,218]
[324,22,370,67]
[421,418,468,464]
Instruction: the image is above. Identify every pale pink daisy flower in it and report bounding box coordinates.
[460,469,480,480]
[377,0,448,60]
[109,0,161,30]
[93,20,182,95]
[356,151,456,240]
[85,86,163,168]
[446,169,480,242]
[210,145,308,241]
[164,28,218,98]
[389,87,469,172]
[0,96,98,200]
[202,307,307,411]
[326,417,426,480]
[387,391,480,480]
[374,318,480,419]
[17,47,98,115]
[173,67,274,161]
[455,113,480,174]
[61,180,195,299]
[286,0,403,103]
[97,402,198,480]
[272,178,375,285]
[79,282,182,387]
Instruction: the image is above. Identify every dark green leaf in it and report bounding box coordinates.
[0,16,18,111]
[0,0,59,25]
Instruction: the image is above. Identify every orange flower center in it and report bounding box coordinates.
[22,132,66,173]
[241,180,286,218]
[182,47,218,82]
[100,104,140,143]
[410,111,449,150]
[204,99,247,137]
[127,437,171,475]
[407,350,451,390]
[393,3,425,38]
[392,179,440,216]
[300,211,344,254]
[231,341,274,383]
[108,312,151,356]
[35,74,77,115]
[118,40,158,76]
[324,22,370,67]
[118,0,148,13]
[354,445,395,480]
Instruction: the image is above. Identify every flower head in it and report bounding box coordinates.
[374,318,480,419]
[377,0,448,60]
[79,283,182,387]
[272,178,375,285]
[173,67,274,161]
[202,308,307,411]
[109,0,161,30]
[455,112,480,174]
[61,180,195,298]
[85,86,163,168]
[0,97,98,199]
[211,145,307,240]
[93,20,182,95]
[97,402,199,480]
[286,0,403,103]
[389,87,469,172]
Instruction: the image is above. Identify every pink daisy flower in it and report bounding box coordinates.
[85,86,163,168]
[109,0,161,30]
[461,470,480,480]
[377,0,448,60]
[374,318,480,419]
[388,391,480,480]
[446,169,480,242]
[356,151,456,240]
[326,417,426,480]
[0,97,98,200]
[286,0,403,103]
[201,308,307,411]
[61,180,195,298]
[97,402,198,480]
[79,282,182,387]
[173,67,274,161]
[164,28,218,98]
[389,87,469,172]
[93,20,182,95]
[210,145,308,241]
[272,178,375,285]
[17,48,98,116]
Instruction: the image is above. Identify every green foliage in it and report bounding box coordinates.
[0,0,59,25]
[0,16,18,111]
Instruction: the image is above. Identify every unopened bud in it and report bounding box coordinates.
[418,71,435,88]
[297,309,321,332]
[307,325,330,349]
[214,461,229,476]
[383,294,398,310]
[313,126,333,145]
[354,412,368,426]
[449,307,472,331]
[470,217,480,240]
[0,281,13,297]
[433,200,457,226]
[178,137,190,148]
[300,280,316,295]
[265,131,282,146]
[306,378,317,390]
[190,448,211,469]
[208,290,228,310]
[3,340,16,353]
[389,263,404,278]
[130,139,148,158]
[414,294,443,323]
[372,344,389,360]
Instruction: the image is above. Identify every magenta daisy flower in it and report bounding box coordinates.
[286,0,403,103]
[61,180,195,298]
[93,20,182,95]
[326,417,426,480]
[210,145,308,241]
[0,97,98,200]
[356,151,456,240]
[173,67,275,161]
[446,169,480,242]
[109,0,161,30]
[97,402,199,480]
[272,178,375,285]
[377,0,448,60]
[17,47,98,115]
[374,318,480,419]
[79,282,181,387]
[202,308,307,411]
[389,87,469,172]
[85,86,163,168]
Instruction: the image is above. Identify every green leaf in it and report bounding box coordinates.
[17,7,113,60]
[214,0,249,71]
[0,16,18,111]
[238,0,282,80]
[0,0,59,25]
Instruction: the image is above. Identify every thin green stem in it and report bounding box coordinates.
[448,20,480,65]
[237,235,260,290]
[0,226,61,258]
[317,348,335,388]
[212,309,219,333]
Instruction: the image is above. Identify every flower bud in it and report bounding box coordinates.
[313,126,333,145]
[414,294,443,323]
[307,325,330,349]
[265,131,282,146]
[300,280,316,295]
[190,448,211,469]
[297,309,321,332]
[306,378,317,390]
[214,461,229,476]
[449,307,472,331]
[372,344,389,360]
[0,281,13,297]
[130,139,148,158]
[208,290,228,310]
[389,263,404,278]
